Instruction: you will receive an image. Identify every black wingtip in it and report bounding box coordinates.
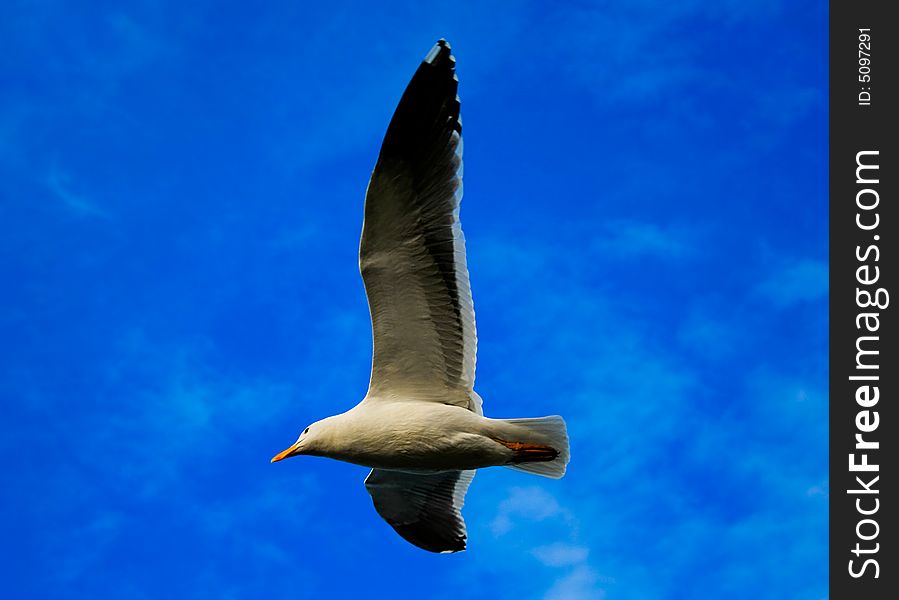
[375,39,461,162]
[424,39,454,68]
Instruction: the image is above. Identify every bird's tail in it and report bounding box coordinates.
[498,416,570,479]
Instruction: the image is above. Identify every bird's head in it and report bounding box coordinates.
[271,420,326,462]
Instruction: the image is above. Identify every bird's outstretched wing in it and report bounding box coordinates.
[359,40,477,410]
[364,468,475,553]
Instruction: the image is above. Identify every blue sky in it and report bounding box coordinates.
[1,1,827,598]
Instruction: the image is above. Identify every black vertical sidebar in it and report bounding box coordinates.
[830,1,896,598]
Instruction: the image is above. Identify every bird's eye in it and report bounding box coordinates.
[303,427,310,435]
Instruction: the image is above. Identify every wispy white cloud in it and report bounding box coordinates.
[533,542,590,567]
[592,219,698,260]
[676,309,740,360]
[490,485,569,537]
[805,482,828,498]
[532,0,790,109]
[544,565,607,600]
[50,511,125,584]
[47,167,110,218]
[103,12,170,75]
[477,483,611,599]
[75,330,300,499]
[756,257,828,307]
[24,327,332,596]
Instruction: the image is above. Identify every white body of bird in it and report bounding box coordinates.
[285,400,569,475]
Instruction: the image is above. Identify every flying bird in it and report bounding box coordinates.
[271,39,570,553]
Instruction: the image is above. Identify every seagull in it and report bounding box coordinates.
[271,39,570,553]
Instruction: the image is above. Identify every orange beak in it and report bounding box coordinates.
[271,441,302,463]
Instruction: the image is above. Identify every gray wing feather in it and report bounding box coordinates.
[360,40,477,410]
[364,468,475,553]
